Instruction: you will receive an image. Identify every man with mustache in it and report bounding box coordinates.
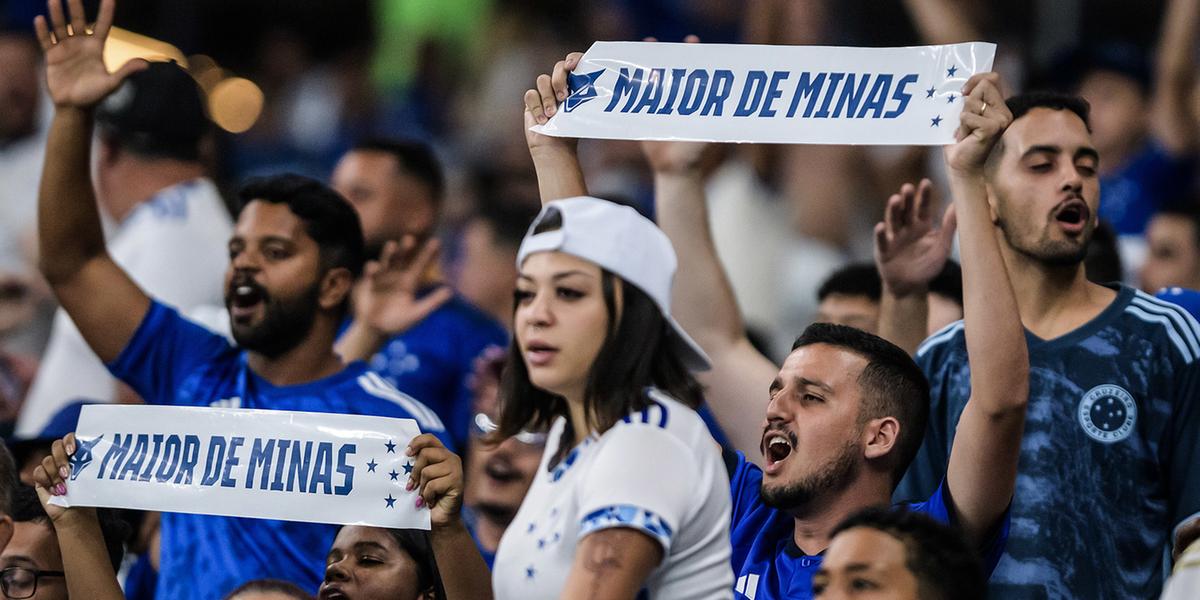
[31,1,447,598]
[892,92,1200,596]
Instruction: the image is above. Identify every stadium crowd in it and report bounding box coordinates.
[1,0,1200,598]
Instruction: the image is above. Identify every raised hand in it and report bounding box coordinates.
[523,51,584,156]
[406,434,465,528]
[352,237,452,337]
[873,179,957,296]
[639,36,712,176]
[945,72,1012,175]
[35,0,147,108]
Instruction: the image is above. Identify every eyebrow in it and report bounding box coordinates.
[352,541,390,553]
[1022,144,1100,163]
[518,269,595,282]
[797,377,834,394]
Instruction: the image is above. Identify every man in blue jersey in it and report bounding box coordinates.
[32,2,447,598]
[882,93,1200,595]
[331,139,509,449]
[525,51,1024,598]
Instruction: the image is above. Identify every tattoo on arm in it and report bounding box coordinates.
[583,537,624,600]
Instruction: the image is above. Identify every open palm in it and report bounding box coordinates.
[35,0,147,108]
[874,179,957,296]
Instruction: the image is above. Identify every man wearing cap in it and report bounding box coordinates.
[16,60,232,436]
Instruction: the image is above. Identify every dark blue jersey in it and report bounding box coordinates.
[729,452,1007,600]
[108,300,449,600]
[897,285,1200,598]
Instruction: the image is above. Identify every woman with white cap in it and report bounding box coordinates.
[407,194,733,599]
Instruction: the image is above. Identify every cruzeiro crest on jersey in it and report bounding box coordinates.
[1077,384,1137,443]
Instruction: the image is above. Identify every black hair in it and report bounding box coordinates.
[1006,91,1092,131]
[12,486,129,573]
[496,207,704,460]
[351,138,446,207]
[471,200,541,249]
[817,263,882,303]
[0,445,14,516]
[236,175,366,315]
[791,323,929,487]
[928,260,963,307]
[224,579,312,599]
[1085,220,1123,284]
[830,507,987,600]
[387,529,445,600]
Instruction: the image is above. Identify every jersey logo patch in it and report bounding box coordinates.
[1077,384,1137,443]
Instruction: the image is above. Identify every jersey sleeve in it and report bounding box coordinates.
[909,479,1010,578]
[1168,360,1200,532]
[106,300,232,404]
[576,424,701,553]
[728,451,764,526]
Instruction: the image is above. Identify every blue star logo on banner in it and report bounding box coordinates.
[389,469,399,481]
[931,115,943,127]
[385,494,396,509]
[564,69,604,113]
[946,94,956,103]
[947,65,958,77]
[385,440,396,454]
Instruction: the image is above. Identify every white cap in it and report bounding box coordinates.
[517,197,712,372]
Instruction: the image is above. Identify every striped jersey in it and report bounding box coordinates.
[897,285,1200,598]
[107,300,448,600]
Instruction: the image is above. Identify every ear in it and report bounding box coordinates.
[0,515,14,554]
[318,267,355,312]
[861,416,900,461]
[984,185,1001,224]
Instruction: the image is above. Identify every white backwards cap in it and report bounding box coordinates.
[516,196,712,372]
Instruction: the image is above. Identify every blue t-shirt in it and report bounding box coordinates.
[365,295,508,450]
[108,300,449,600]
[728,452,1007,600]
[897,285,1200,598]
[1100,141,1195,235]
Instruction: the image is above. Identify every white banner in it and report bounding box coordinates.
[52,405,430,530]
[533,41,996,145]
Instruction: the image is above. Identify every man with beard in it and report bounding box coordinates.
[893,91,1200,597]
[31,2,447,598]
[526,52,1023,598]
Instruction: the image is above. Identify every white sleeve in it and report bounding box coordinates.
[577,424,698,552]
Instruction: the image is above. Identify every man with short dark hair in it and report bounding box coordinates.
[0,486,127,600]
[891,87,1200,596]
[32,3,447,597]
[816,261,962,347]
[813,507,985,600]
[16,60,232,436]
[332,140,508,448]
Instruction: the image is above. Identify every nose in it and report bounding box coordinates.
[1060,161,1083,195]
[522,290,554,329]
[324,558,350,584]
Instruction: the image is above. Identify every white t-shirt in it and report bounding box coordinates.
[15,178,232,435]
[492,390,733,599]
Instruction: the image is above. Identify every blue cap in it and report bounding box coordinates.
[7,400,96,459]
[1154,288,1200,320]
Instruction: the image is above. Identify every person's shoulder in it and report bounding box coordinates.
[605,389,716,453]
[416,295,507,337]
[342,365,447,432]
[1120,287,1200,366]
[915,319,967,361]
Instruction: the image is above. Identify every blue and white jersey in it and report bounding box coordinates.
[728,452,1007,600]
[107,300,448,600]
[491,390,732,599]
[897,285,1200,598]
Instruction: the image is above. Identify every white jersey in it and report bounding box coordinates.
[16,178,232,435]
[492,390,733,599]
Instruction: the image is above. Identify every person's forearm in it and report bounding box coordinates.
[948,173,1027,415]
[654,170,745,349]
[878,286,930,356]
[53,511,125,600]
[902,0,982,45]
[430,520,494,600]
[531,147,587,204]
[38,107,108,285]
[334,321,387,363]
[1152,0,1200,152]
